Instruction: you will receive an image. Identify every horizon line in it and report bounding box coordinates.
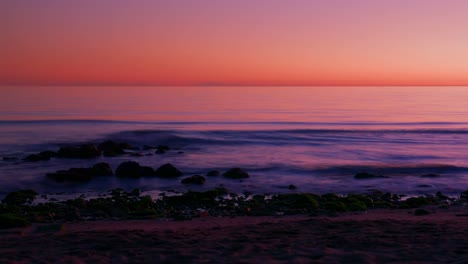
[1,84,468,88]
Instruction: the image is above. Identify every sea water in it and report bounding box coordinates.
[1,86,468,197]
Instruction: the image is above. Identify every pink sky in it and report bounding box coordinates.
[1,0,468,86]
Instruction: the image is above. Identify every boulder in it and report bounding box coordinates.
[206,170,221,177]
[98,140,125,157]
[115,161,155,178]
[181,175,206,185]
[47,162,113,182]
[155,163,183,178]
[57,144,101,159]
[223,168,250,179]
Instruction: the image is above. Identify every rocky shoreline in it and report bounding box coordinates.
[1,186,467,229]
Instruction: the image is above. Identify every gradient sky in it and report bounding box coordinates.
[1,0,468,86]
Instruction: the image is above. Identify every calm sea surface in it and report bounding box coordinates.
[1,86,468,197]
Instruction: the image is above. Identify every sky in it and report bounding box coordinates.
[1,0,468,86]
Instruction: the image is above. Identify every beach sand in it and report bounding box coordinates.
[1,206,467,263]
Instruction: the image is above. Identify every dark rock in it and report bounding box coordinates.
[139,166,156,176]
[354,172,385,179]
[461,190,468,201]
[155,163,183,178]
[24,151,57,162]
[417,184,432,188]
[47,162,113,182]
[421,174,440,178]
[288,184,298,190]
[119,142,138,150]
[115,161,155,178]
[25,154,50,162]
[57,144,101,159]
[92,162,114,176]
[143,145,157,150]
[223,168,250,179]
[98,140,126,157]
[2,190,38,205]
[206,170,221,177]
[181,175,206,185]
[130,153,144,157]
[47,169,93,182]
[155,145,170,154]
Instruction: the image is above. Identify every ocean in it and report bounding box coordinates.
[1,86,468,198]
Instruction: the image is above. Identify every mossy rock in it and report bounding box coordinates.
[2,190,38,206]
[0,213,29,229]
[324,202,347,212]
[347,202,367,211]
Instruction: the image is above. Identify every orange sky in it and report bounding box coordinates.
[1,0,468,86]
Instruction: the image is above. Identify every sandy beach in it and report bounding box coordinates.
[1,206,467,264]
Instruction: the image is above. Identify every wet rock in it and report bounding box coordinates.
[57,144,101,159]
[98,140,126,157]
[181,175,206,185]
[155,145,170,154]
[206,170,221,177]
[461,190,468,201]
[421,173,440,178]
[2,190,38,206]
[354,172,385,179]
[92,162,114,176]
[115,161,155,178]
[47,162,113,182]
[155,163,183,178]
[24,151,57,162]
[223,168,250,179]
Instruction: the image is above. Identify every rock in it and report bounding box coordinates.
[288,184,298,190]
[421,174,440,178]
[92,162,114,176]
[24,151,57,162]
[206,170,221,177]
[98,140,126,157]
[2,190,38,205]
[223,168,250,179]
[47,162,113,182]
[155,163,183,178]
[155,145,170,154]
[130,153,144,157]
[181,175,206,185]
[354,172,385,179]
[115,161,155,178]
[57,144,101,159]
[461,190,468,201]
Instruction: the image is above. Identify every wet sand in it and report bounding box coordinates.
[1,207,467,263]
